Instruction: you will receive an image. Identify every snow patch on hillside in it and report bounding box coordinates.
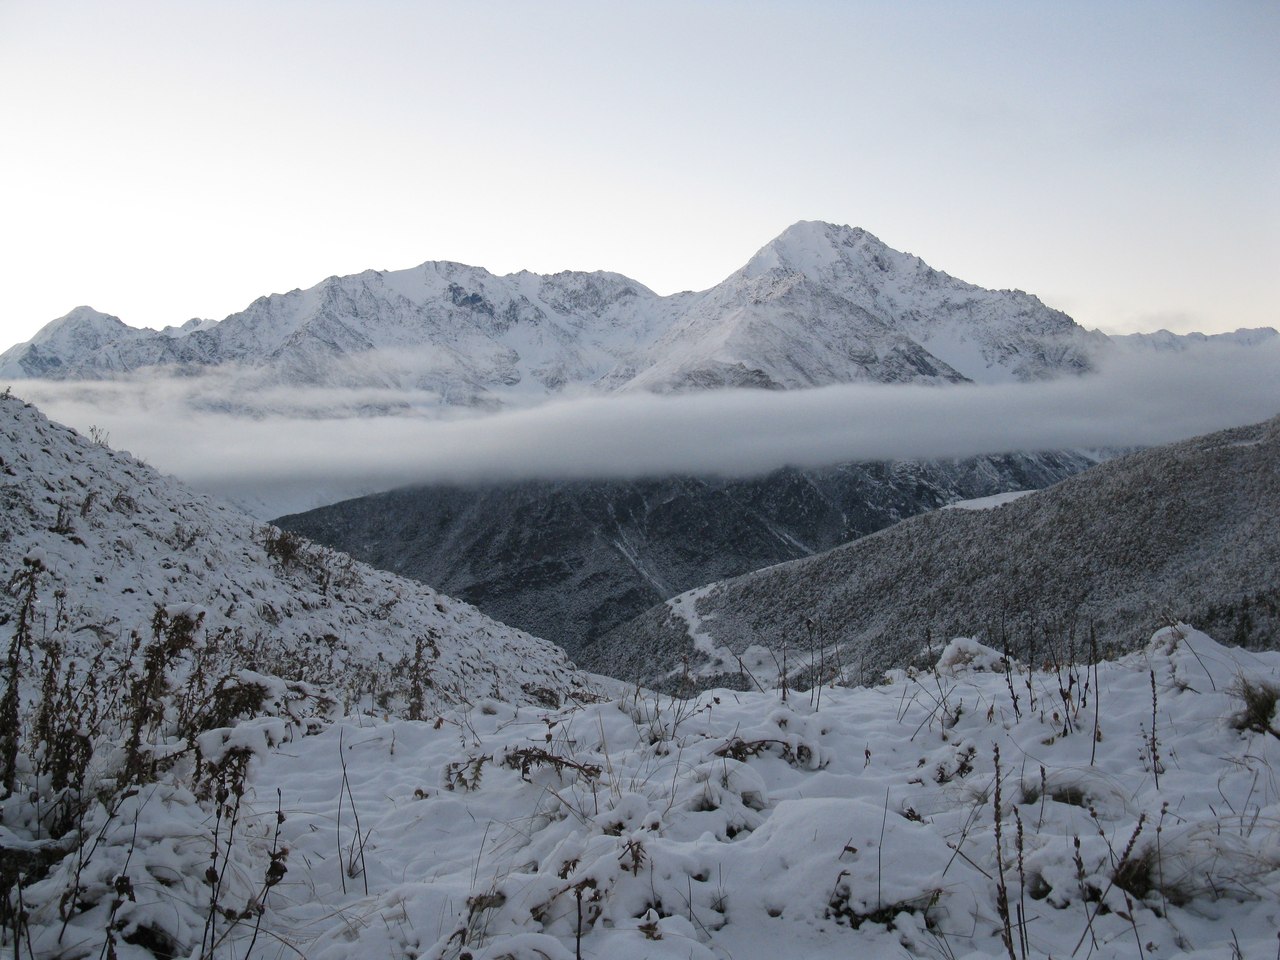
[943,490,1035,510]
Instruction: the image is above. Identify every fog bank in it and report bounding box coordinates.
[12,341,1279,515]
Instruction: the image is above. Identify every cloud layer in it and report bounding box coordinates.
[12,340,1280,516]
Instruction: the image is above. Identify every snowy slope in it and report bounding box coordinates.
[0,391,583,709]
[3,401,1277,960]
[2,222,1123,403]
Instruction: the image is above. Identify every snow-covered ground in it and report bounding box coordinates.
[12,625,1278,959]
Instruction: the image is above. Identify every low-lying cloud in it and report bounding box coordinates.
[11,340,1280,517]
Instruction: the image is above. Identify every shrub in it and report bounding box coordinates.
[1229,677,1279,738]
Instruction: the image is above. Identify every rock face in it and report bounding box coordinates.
[2,222,1113,399]
[276,451,1099,657]
[0,392,583,710]
[588,417,1280,690]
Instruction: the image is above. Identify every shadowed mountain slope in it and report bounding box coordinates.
[586,416,1280,688]
[277,451,1098,656]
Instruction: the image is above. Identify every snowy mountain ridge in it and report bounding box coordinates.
[1111,326,1278,351]
[1,221,1176,404]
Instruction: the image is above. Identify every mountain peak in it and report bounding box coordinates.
[27,306,129,349]
[776,219,876,242]
[43,304,122,328]
[743,221,894,281]
[63,304,112,318]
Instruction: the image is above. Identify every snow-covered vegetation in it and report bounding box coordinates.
[5,607,1278,958]
[249,626,1276,960]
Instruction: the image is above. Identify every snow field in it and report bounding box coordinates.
[124,625,1277,960]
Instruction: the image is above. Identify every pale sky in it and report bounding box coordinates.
[1,0,1276,350]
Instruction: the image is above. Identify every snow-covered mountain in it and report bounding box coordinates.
[0,270,684,406]
[625,222,1106,390]
[1111,326,1278,351]
[588,415,1280,690]
[277,451,1101,657]
[0,390,583,709]
[1,222,1117,402]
